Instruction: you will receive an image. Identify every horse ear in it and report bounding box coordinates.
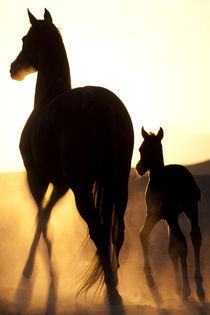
[157,127,164,140]
[141,127,149,139]
[44,8,53,23]
[27,9,37,25]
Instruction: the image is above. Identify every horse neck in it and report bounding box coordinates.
[149,150,164,182]
[34,35,71,108]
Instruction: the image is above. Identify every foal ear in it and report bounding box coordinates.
[44,8,53,23]
[28,9,37,25]
[157,127,164,140]
[141,127,149,139]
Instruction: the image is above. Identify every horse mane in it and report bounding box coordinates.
[34,20,72,98]
[38,22,64,46]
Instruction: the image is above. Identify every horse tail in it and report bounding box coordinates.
[77,177,115,296]
[77,164,133,296]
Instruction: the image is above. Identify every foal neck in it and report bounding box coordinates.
[149,156,164,181]
[34,29,71,108]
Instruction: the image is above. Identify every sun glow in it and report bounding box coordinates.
[0,73,36,172]
[1,1,210,172]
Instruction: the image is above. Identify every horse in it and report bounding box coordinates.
[10,9,134,305]
[136,127,205,301]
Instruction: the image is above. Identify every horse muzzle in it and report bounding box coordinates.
[10,51,36,81]
[136,161,146,176]
[10,60,24,81]
[10,61,36,81]
[10,63,17,79]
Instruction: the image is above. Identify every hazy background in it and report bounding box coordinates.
[1,1,210,314]
[1,0,210,171]
[1,163,210,314]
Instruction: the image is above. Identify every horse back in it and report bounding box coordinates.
[20,86,134,185]
[145,164,201,216]
[164,165,201,200]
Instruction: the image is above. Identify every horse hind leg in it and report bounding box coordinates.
[111,215,125,286]
[74,187,122,305]
[111,183,128,286]
[184,204,205,301]
[139,214,159,288]
[167,218,190,298]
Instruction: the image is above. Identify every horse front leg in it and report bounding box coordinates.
[40,186,68,315]
[23,173,48,278]
[41,186,68,275]
[23,173,67,278]
[139,214,159,288]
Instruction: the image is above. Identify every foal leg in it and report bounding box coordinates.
[168,229,180,294]
[139,214,159,287]
[167,218,190,298]
[184,205,205,301]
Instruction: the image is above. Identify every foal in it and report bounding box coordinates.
[136,127,205,300]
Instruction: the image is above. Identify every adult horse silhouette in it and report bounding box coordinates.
[10,9,134,305]
[136,127,205,301]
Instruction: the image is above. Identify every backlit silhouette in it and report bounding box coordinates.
[10,9,134,308]
[136,127,205,301]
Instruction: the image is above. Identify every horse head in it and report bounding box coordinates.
[10,9,53,81]
[136,127,164,175]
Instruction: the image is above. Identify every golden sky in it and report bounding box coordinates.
[1,0,210,171]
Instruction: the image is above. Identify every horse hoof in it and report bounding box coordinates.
[23,262,34,278]
[197,286,205,301]
[104,288,123,306]
[176,284,182,295]
[146,274,155,288]
[23,267,32,278]
[182,286,191,299]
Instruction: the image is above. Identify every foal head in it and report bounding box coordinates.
[136,127,164,176]
[10,9,57,81]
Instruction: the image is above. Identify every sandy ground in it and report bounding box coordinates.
[0,171,210,314]
[0,294,210,315]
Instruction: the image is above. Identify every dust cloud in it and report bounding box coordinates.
[0,170,210,314]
